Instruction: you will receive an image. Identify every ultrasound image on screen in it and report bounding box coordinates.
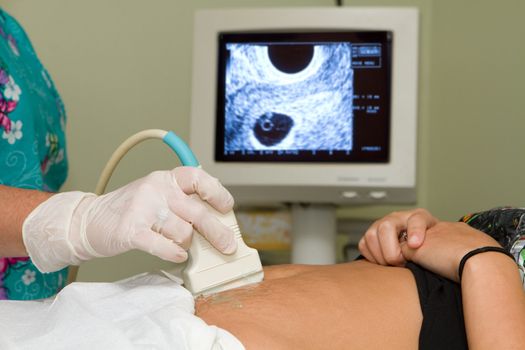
[224,42,353,152]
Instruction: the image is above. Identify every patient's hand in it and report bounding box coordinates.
[359,208,438,266]
[400,221,500,282]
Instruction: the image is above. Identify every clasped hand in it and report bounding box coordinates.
[358,209,500,282]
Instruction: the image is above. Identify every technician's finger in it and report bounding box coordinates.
[376,221,405,266]
[153,211,193,250]
[172,167,235,214]
[132,229,189,263]
[172,195,237,254]
[194,214,237,255]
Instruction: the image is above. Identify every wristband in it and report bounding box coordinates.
[458,246,516,282]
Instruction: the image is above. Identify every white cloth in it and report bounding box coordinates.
[0,273,244,350]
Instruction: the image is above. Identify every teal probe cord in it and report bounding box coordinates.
[162,131,200,167]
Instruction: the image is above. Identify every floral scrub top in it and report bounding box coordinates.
[0,9,68,300]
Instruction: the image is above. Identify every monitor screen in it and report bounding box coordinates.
[215,31,392,163]
[191,8,418,204]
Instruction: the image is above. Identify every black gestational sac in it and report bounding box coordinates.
[253,112,294,146]
[268,45,314,73]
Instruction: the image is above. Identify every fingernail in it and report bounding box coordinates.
[175,251,188,263]
[408,235,420,245]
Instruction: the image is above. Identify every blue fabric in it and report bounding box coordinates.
[0,8,68,300]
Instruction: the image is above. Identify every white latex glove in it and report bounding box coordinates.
[22,167,237,273]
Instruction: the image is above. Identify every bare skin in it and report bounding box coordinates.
[196,260,422,350]
[0,185,52,256]
[196,219,525,350]
[357,211,525,350]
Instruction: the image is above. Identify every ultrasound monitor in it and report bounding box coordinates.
[190,7,419,264]
[190,8,419,206]
[217,31,391,164]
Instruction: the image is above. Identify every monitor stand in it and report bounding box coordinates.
[290,203,337,264]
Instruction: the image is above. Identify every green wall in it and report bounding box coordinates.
[339,0,525,221]
[2,0,524,281]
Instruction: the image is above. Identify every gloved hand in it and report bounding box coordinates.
[22,167,238,273]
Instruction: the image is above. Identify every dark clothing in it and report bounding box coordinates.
[406,262,467,349]
[356,207,525,349]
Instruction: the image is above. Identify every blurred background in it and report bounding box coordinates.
[1,0,524,280]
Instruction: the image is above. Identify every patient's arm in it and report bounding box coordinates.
[402,221,525,350]
[360,208,525,349]
[196,260,422,350]
[462,251,525,349]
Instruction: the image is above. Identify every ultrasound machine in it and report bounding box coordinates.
[190,7,419,263]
